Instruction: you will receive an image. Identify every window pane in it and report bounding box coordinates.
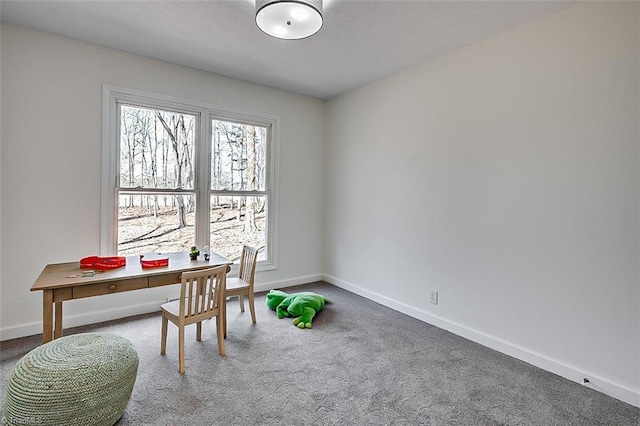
[211,120,266,191]
[120,105,196,190]
[209,195,267,262]
[118,194,195,256]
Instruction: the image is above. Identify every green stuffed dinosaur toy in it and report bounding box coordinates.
[266,290,328,329]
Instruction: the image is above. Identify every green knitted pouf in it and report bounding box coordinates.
[2,333,139,426]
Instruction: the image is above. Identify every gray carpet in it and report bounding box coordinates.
[1,282,638,425]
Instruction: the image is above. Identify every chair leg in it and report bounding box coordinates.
[248,292,256,324]
[223,298,227,339]
[161,314,168,355]
[196,321,202,341]
[216,315,226,356]
[238,294,245,312]
[178,325,185,374]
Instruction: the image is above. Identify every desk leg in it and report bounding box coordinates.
[54,301,63,339]
[43,290,53,343]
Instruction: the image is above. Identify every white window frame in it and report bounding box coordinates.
[101,84,279,271]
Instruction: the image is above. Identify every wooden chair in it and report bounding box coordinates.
[160,265,227,374]
[226,245,259,326]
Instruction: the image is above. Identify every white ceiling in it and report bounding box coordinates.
[0,0,577,100]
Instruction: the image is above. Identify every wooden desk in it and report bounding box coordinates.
[31,252,231,343]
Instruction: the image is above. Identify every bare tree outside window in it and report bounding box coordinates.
[115,103,268,263]
[210,120,267,260]
[118,105,196,255]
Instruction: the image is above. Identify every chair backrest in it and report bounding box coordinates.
[238,245,259,286]
[178,265,227,320]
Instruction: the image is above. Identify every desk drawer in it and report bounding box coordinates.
[73,278,148,299]
[149,273,182,288]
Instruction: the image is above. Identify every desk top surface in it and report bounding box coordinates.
[31,252,231,291]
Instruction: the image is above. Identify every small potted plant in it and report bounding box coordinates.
[189,246,200,261]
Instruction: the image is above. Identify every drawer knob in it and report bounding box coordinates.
[108,284,117,291]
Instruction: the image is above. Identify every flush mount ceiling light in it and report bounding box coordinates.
[256,0,323,40]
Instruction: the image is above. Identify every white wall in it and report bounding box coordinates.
[324,2,639,407]
[0,24,325,339]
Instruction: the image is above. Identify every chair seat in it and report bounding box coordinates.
[160,299,182,318]
[226,277,250,295]
[161,298,215,319]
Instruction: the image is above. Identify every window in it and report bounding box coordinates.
[102,85,277,266]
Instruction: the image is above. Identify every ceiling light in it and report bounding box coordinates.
[256,0,323,40]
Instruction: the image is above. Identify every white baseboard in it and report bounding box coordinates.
[0,301,163,342]
[323,274,640,409]
[254,273,323,293]
[0,274,323,342]
[4,272,638,408]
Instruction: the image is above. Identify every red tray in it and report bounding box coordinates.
[80,256,126,270]
[140,254,169,269]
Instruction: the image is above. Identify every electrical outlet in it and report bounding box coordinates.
[428,289,438,305]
